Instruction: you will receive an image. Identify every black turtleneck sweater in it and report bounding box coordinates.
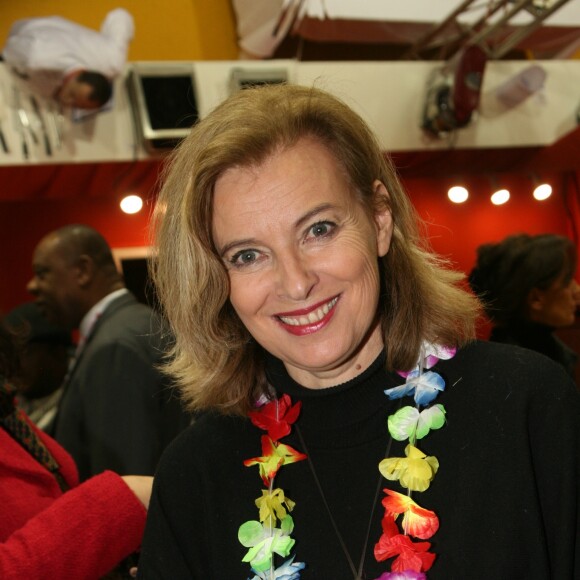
[491,321,578,381]
[138,340,580,580]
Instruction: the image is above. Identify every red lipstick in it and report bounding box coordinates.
[275,295,339,336]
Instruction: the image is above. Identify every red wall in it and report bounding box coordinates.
[1,167,578,314]
[404,172,576,273]
[0,194,154,312]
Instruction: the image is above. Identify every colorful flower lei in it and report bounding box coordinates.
[240,343,455,579]
[241,394,307,578]
[377,342,456,578]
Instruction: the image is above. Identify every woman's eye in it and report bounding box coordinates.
[308,221,335,238]
[230,249,259,267]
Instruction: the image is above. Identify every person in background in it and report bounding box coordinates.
[2,8,134,110]
[137,84,579,578]
[27,224,189,481]
[469,232,580,379]
[0,313,150,579]
[5,301,72,431]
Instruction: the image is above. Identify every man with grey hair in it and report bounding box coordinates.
[27,224,189,480]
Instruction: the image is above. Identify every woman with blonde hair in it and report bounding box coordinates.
[138,84,579,579]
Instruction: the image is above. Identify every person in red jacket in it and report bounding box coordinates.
[0,314,151,579]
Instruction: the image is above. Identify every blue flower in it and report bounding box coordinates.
[249,556,306,579]
[385,371,445,407]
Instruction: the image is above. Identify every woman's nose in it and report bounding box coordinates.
[275,253,318,301]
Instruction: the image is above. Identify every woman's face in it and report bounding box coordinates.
[212,138,393,388]
[529,275,580,328]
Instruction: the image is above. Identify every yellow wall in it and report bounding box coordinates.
[0,0,239,60]
[2,3,577,61]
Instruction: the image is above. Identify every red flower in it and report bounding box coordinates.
[248,394,302,441]
[374,516,436,573]
[243,435,307,486]
[381,489,439,539]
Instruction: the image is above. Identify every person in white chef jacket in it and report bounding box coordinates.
[2,8,134,110]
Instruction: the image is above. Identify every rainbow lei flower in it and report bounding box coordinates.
[242,344,454,579]
[242,394,307,577]
[378,342,455,578]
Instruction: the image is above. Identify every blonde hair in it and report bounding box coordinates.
[151,84,479,415]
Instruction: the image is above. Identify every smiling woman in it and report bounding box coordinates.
[138,84,580,579]
[212,138,392,388]
[150,85,477,413]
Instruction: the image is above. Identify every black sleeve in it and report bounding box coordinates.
[527,364,580,579]
[137,428,208,579]
[137,478,194,578]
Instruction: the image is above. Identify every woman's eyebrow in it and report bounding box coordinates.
[294,203,335,229]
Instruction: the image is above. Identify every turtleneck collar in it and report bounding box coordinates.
[263,351,403,449]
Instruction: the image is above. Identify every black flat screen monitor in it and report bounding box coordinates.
[128,64,199,151]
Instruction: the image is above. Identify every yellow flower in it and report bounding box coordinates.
[255,488,296,529]
[378,444,439,492]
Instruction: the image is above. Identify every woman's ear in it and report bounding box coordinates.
[372,180,393,258]
[526,288,550,322]
[527,287,547,319]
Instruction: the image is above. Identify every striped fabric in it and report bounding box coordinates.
[1,381,69,492]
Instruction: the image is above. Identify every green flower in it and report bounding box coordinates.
[239,515,296,572]
[388,404,446,442]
